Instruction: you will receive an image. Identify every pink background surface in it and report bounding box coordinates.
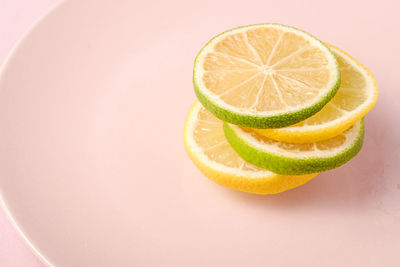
[0,0,399,266]
[0,2,56,266]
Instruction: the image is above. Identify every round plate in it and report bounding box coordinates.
[1,0,399,266]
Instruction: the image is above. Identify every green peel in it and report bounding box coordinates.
[223,119,364,175]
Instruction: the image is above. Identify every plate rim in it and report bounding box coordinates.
[0,0,67,266]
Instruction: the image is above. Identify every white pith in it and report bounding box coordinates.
[229,119,362,159]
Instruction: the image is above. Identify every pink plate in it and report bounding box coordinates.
[0,0,400,266]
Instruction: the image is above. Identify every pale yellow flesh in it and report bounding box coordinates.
[201,27,332,112]
[183,102,319,194]
[289,49,366,124]
[194,104,263,172]
[255,45,378,143]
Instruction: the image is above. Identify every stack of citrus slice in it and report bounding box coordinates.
[184,23,378,194]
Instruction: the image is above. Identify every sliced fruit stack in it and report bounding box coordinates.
[184,23,378,194]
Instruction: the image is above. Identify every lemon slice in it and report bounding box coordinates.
[193,23,340,128]
[183,102,318,194]
[255,45,378,143]
[224,120,364,175]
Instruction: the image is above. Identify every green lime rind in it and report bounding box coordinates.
[223,119,364,175]
[193,23,341,129]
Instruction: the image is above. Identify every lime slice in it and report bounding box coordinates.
[183,102,318,194]
[255,44,378,142]
[224,120,364,175]
[193,23,340,128]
